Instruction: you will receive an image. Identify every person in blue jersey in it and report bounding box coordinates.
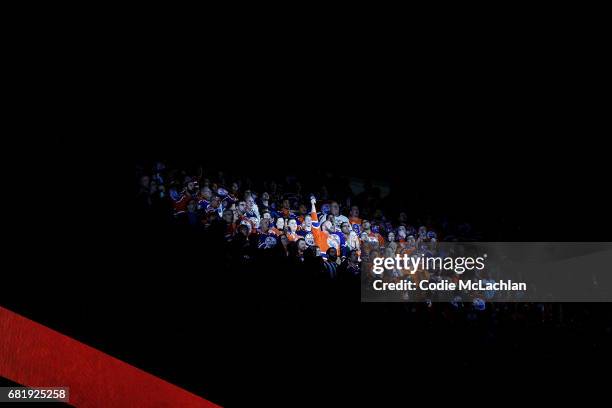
[339,221,360,257]
[257,218,279,249]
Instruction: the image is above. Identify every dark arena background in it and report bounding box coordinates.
[3,130,611,406]
[2,16,611,405]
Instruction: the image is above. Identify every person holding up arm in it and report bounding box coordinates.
[310,196,340,258]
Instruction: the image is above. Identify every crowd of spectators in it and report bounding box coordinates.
[135,161,481,279]
[134,161,612,350]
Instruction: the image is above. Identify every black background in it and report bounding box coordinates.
[3,50,612,406]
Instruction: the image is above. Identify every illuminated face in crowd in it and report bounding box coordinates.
[262,192,270,201]
[330,202,340,216]
[238,201,246,214]
[276,218,285,230]
[246,197,255,211]
[288,219,298,233]
[341,222,351,235]
[260,218,270,232]
[350,206,359,218]
[362,220,371,231]
[397,226,407,239]
[303,215,312,229]
[223,209,233,223]
[388,232,395,242]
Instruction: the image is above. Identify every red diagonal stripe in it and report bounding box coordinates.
[0,306,221,407]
